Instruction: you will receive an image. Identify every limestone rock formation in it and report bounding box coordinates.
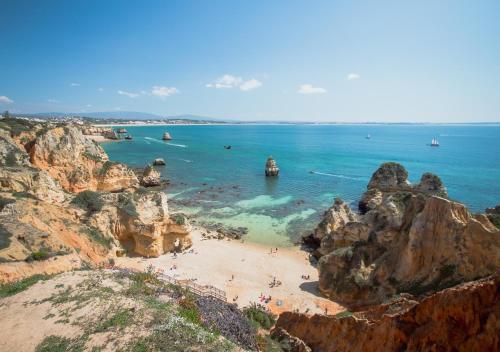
[95,162,139,192]
[162,132,172,140]
[140,165,161,187]
[0,118,191,282]
[0,129,31,167]
[153,158,166,166]
[313,162,499,307]
[274,275,500,352]
[265,156,279,177]
[88,191,191,257]
[29,126,138,192]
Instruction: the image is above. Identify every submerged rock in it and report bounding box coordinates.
[162,132,172,140]
[265,156,280,177]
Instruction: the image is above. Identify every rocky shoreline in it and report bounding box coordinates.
[0,118,192,282]
[1,117,499,351]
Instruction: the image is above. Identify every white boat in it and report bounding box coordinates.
[431,138,439,147]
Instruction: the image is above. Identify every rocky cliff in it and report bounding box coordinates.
[0,119,190,282]
[275,275,499,352]
[29,126,138,192]
[311,162,500,308]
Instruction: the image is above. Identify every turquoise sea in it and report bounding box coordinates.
[102,124,500,246]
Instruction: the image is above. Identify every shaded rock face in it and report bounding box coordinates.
[313,162,499,308]
[275,275,500,352]
[29,126,138,192]
[89,191,191,257]
[271,328,311,352]
[0,130,30,167]
[140,165,161,187]
[153,158,166,166]
[265,156,279,176]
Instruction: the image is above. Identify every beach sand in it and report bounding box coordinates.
[116,227,345,316]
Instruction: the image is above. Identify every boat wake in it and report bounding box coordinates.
[144,137,187,148]
[311,171,361,180]
[167,143,187,148]
[178,158,193,163]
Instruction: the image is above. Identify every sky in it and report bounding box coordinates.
[1,0,499,122]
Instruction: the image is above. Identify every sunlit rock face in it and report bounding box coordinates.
[311,162,499,308]
[275,275,500,352]
[29,126,138,193]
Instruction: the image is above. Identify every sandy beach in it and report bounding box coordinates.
[116,226,344,316]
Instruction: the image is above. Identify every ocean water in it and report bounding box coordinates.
[102,124,500,246]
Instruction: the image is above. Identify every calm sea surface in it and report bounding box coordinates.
[102,124,500,246]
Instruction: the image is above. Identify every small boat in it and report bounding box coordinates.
[125,134,132,140]
[366,134,371,139]
[224,145,232,150]
[430,138,439,147]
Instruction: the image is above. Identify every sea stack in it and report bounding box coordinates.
[153,158,166,166]
[162,132,172,140]
[265,156,279,177]
[117,128,127,134]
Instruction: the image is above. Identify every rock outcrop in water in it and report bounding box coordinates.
[274,274,500,352]
[265,156,280,176]
[162,132,172,140]
[310,162,500,308]
[0,119,190,281]
[140,165,161,187]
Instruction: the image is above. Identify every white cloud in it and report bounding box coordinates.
[206,74,243,89]
[86,104,92,108]
[347,73,360,81]
[298,84,327,94]
[151,86,179,98]
[118,90,139,98]
[47,99,59,103]
[70,82,80,87]
[206,74,262,91]
[0,96,14,104]
[98,87,104,92]
[240,79,262,91]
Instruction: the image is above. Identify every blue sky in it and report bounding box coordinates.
[1,0,499,122]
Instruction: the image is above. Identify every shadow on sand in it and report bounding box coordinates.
[299,281,323,298]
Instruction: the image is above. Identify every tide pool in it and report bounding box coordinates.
[102,124,500,246]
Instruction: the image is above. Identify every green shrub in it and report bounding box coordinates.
[178,296,201,325]
[243,303,276,330]
[95,309,133,332]
[172,213,186,225]
[334,310,353,319]
[85,227,113,249]
[35,336,71,352]
[26,250,50,262]
[97,161,118,176]
[0,274,51,298]
[82,150,103,162]
[487,214,500,229]
[72,190,104,213]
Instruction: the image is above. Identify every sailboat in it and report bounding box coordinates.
[430,138,439,147]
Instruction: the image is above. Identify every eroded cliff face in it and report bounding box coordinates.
[275,275,500,352]
[29,126,138,193]
[89,191,191,257]
[0,120,190,281]
[312,162,500,308]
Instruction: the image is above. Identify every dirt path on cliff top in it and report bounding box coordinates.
[116,227,344,316]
